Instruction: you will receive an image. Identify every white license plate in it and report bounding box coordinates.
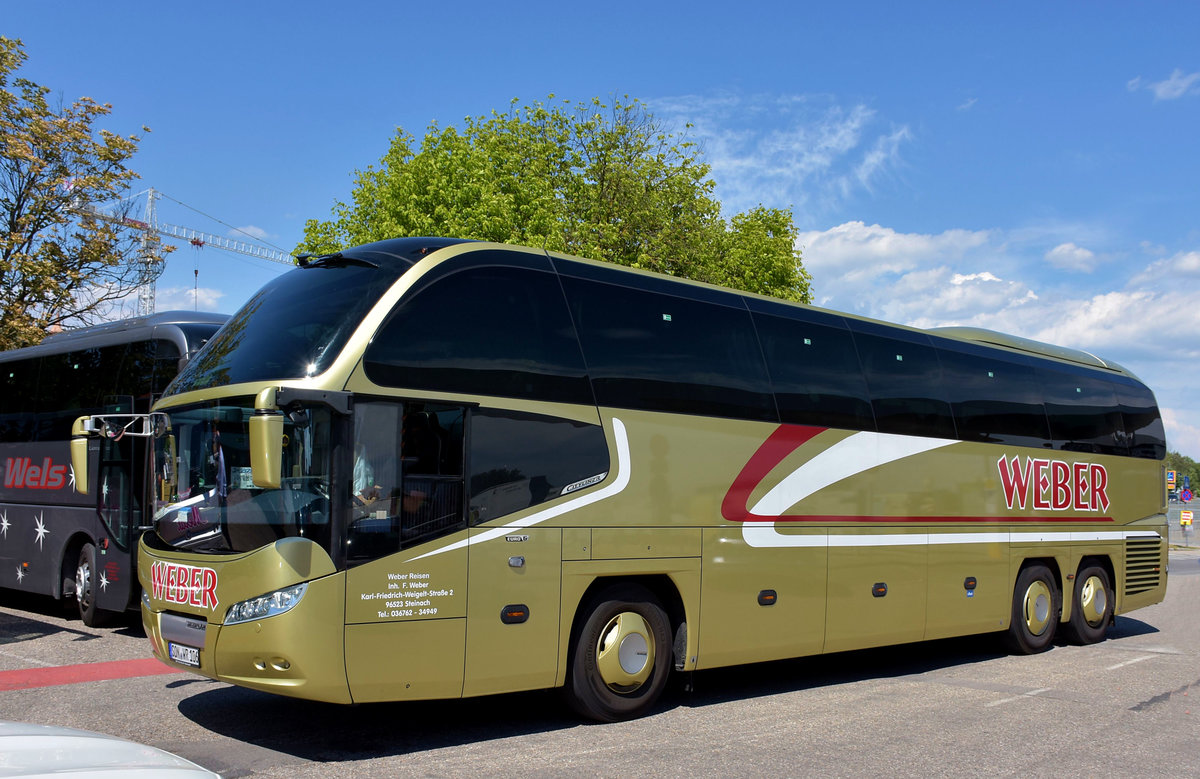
[167,641,200,668]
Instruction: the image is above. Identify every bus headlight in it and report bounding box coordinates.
[224,583,308,625]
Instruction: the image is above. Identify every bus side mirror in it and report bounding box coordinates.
[249,413,283,489]
[250,387,282,489]
[70,416,94,495]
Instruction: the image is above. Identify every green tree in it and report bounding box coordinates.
[300,96,812,303]
[0,36,164,351]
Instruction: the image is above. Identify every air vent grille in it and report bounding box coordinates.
[1124,536,1163,596]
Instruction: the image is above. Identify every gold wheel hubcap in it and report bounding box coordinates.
[1079,575,1107,627]
[1023,580,1052,636]
[595,612,655,693]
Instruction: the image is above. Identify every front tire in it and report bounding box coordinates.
[1062,565,1112,645]
[76,543,111,627]
[566,584,673,722]
[1004,563,1060,654]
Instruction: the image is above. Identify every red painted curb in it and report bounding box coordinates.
[0,657,180,691]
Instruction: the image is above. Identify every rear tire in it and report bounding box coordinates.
[1004,563,1060,654]
[76,543,111,627]
[1062,565,1112,645]
[565,584,673,722]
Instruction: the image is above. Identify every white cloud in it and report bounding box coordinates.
[1129,69,1200,100]
[155,285,226,312]
[652,93,911,220]
[956,97,978,112]
[1162,408,1200,462]
[232,225,270,241]
[1130,249,1200,286]
[1044,242,1096,272]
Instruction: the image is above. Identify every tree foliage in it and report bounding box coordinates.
[300,96,812,302]
[0,36,164,351]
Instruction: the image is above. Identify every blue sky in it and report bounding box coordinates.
[8,2,1200,458]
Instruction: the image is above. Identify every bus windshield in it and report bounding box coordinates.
[165,262,407,394]
[150,399,334,555]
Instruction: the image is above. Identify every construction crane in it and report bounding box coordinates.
[83,188,295,315]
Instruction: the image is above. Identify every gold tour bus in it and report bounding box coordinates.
[72,238,1168,721]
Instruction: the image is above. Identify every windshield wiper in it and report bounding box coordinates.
[295,252,379,269]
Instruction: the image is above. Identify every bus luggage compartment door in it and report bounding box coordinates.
[462,527,562,698]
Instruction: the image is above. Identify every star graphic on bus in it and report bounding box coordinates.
[0,510,9,539]
[15,565,24,583]
[101,476,109,502]
[99,572,110,592]
[33,513,48,550]
[68,464,76,490]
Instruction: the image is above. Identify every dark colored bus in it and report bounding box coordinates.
[0,311,227,624]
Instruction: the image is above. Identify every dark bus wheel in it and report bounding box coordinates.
[566,585,673,722]
[1004,563,1060,654]
[76,543,110,628]
[1063,565,1113,645]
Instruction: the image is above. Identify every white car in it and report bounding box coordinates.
[0,720,218,777]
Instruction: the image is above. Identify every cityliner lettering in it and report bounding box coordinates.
[996,454,1110,512]
[150,560,219,610]
[3,457,69,490]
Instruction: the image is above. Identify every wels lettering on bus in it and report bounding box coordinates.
[3,456,70,490]
[997,455,1110,512]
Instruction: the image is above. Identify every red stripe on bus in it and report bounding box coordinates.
[0,658,180,691]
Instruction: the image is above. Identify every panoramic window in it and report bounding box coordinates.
[560,275,776,422]
[1113,378,1166,459]
[750,303,874,431]
[1037,365,1128,455]
[365,264,592,405]
[850,321,956,439]
[935,340,1051,448]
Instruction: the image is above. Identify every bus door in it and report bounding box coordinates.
[342,401,470,703]
[93,396,139,612]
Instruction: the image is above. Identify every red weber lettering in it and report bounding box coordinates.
[997,455,1110,513]
[3,457,68,490]
[150,560,219,610]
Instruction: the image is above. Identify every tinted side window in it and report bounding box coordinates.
[1037,366,1127,455]
[936,341,1051,448]
[561,277,776,422]
[751,309,874,431]
[469,408,610,524]
[365,266,591,405]
[0,358,39,442]
[850,322,956,439]
[1115,378,1165,459]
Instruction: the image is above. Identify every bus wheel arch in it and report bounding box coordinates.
[1004,560,1061,654]
[564,577,682,721]
[1062,557,1114,645]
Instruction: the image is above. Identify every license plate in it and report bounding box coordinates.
[167,641,200,668]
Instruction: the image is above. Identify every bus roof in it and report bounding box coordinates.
[0,311,229,362]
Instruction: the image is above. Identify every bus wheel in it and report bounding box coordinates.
[1062,565,1113,645]
[566,585,672,722]
[1004,563,1060,654]
[76,543,110,627]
